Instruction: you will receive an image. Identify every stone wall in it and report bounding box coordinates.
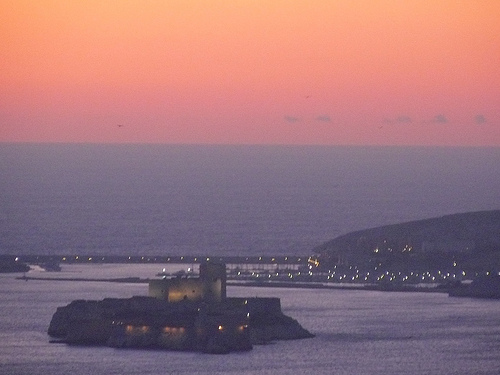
[227,297,282,315]
[148,262,226,302]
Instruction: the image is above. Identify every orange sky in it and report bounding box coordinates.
[1,0,499,145]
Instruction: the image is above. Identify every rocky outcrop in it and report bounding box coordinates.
[248,312,314,344]
[48,296,314,353]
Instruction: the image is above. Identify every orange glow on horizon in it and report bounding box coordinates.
[1,1,499,146]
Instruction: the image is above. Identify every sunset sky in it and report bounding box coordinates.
[1,1,499,146]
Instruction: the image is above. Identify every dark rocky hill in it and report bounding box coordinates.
[312,210,500,272]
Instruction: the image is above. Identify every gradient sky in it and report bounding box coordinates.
[1,1,499,145]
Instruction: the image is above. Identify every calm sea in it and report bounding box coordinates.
[1,144,499,257]
[1,265,500,375]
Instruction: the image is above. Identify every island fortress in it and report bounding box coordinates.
[149,262,227,303]
[48,262,313,354]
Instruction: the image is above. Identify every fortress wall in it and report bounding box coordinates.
[148,279,168,300]
[149,278,205,302]
[226,297,282,315]
[167,278,204,302]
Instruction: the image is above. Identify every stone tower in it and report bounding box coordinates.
[199,262,226,303]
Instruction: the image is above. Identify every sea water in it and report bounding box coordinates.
[1,144,499,257]
[1,266,500,375]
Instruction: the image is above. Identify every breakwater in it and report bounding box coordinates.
[14,254,306,267]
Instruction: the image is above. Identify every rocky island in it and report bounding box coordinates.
[48,262,313,353]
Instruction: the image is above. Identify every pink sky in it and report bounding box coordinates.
[1,1,499,145]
